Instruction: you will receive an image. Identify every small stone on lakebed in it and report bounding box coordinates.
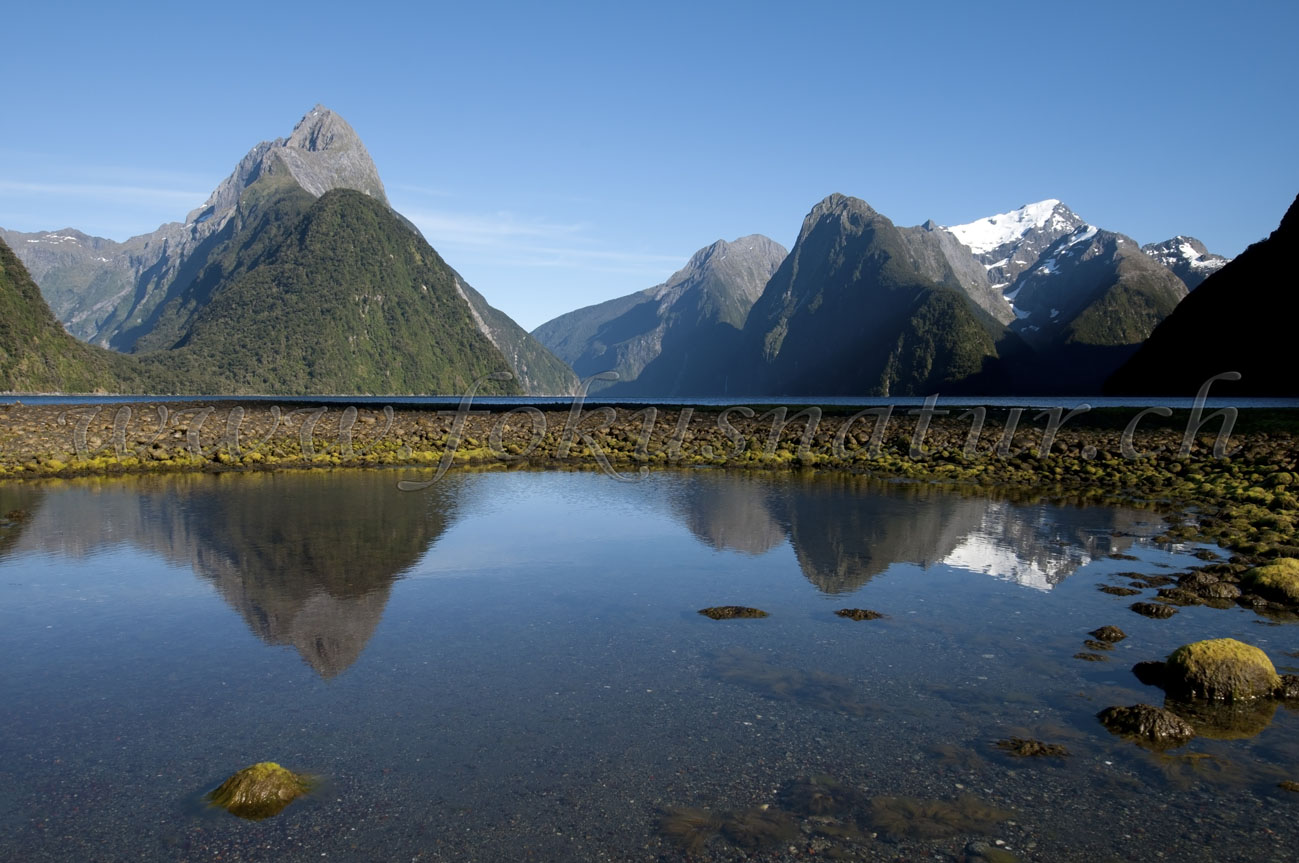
[835,608,886,621]
[698,606,769,620]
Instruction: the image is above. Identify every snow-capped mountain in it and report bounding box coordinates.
[1140,236,1229,291]
[944,199,1087,289]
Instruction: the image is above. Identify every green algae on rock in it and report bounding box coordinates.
[1241,558,1299,604]
[1097,704,1195,749]
[206,761,312,820]
[1164,638,1281,701]
[698,605,769,620]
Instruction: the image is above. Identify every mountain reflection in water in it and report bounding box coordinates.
[0,469,1158,675]
[3,471,459,677]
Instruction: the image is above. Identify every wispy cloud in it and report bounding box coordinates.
[0,180,208,207]
[400,206,684,275]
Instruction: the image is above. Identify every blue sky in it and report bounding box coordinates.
[2,0,1296,330]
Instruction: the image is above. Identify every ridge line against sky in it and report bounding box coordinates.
[2,0,1296,331]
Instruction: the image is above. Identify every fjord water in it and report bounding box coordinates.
[1,470,1296,862]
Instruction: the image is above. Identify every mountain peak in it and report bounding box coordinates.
[186,105,387,227]
[944,199,1076,255]
[809,193,879,220]
[285,105,361,153]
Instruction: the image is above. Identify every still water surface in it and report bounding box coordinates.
[1,469,1296,862]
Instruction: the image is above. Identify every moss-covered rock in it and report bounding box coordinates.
[1164,638,1280,701]
[1241,558,1299,604]
[206,761,312,820]
[1097,704,1195,749]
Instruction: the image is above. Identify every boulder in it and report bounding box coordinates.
[1163,638,1280,701]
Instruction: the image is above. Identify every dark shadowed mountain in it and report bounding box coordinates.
[1108,193,1298,397]
[728,194,1010,396]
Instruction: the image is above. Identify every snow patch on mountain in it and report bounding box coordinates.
[945,199,1063,255]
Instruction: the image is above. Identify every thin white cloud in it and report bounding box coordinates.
[400,206,684,274]
[388,182,455,198]
[0,180,207,206]
[400,206,586,246]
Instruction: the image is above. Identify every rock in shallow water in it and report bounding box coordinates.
[206,761,313,820]
[1089,625,1127,642]
[1164,638,1280,701]
[834,608,886,621]
[698,606,769,619]
[1097,704,1195,748]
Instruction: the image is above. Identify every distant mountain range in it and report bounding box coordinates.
[4,104,1291,397]
[532,194,1242,396]
[2,106,575,396]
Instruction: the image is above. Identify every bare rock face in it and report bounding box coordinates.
[195,105,387,220]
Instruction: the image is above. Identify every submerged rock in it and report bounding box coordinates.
[206,762,312,820]
[1164,638,1280,701]
[658,806,724,854]
[1097,704,1195,748]
[834,608,886,621]
[777,775,863,816]
[719,807,797,851]
[699,606,768,620]
[1074,652,1108,662]
[995,737,1069,758]
[868,793,1012,840]
[1166,696,1279,740]
[1089,625,1127,642]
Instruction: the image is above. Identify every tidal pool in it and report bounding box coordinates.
[0,469,1296,862]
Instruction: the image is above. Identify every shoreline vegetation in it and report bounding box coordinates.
[2,395,1298,566]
